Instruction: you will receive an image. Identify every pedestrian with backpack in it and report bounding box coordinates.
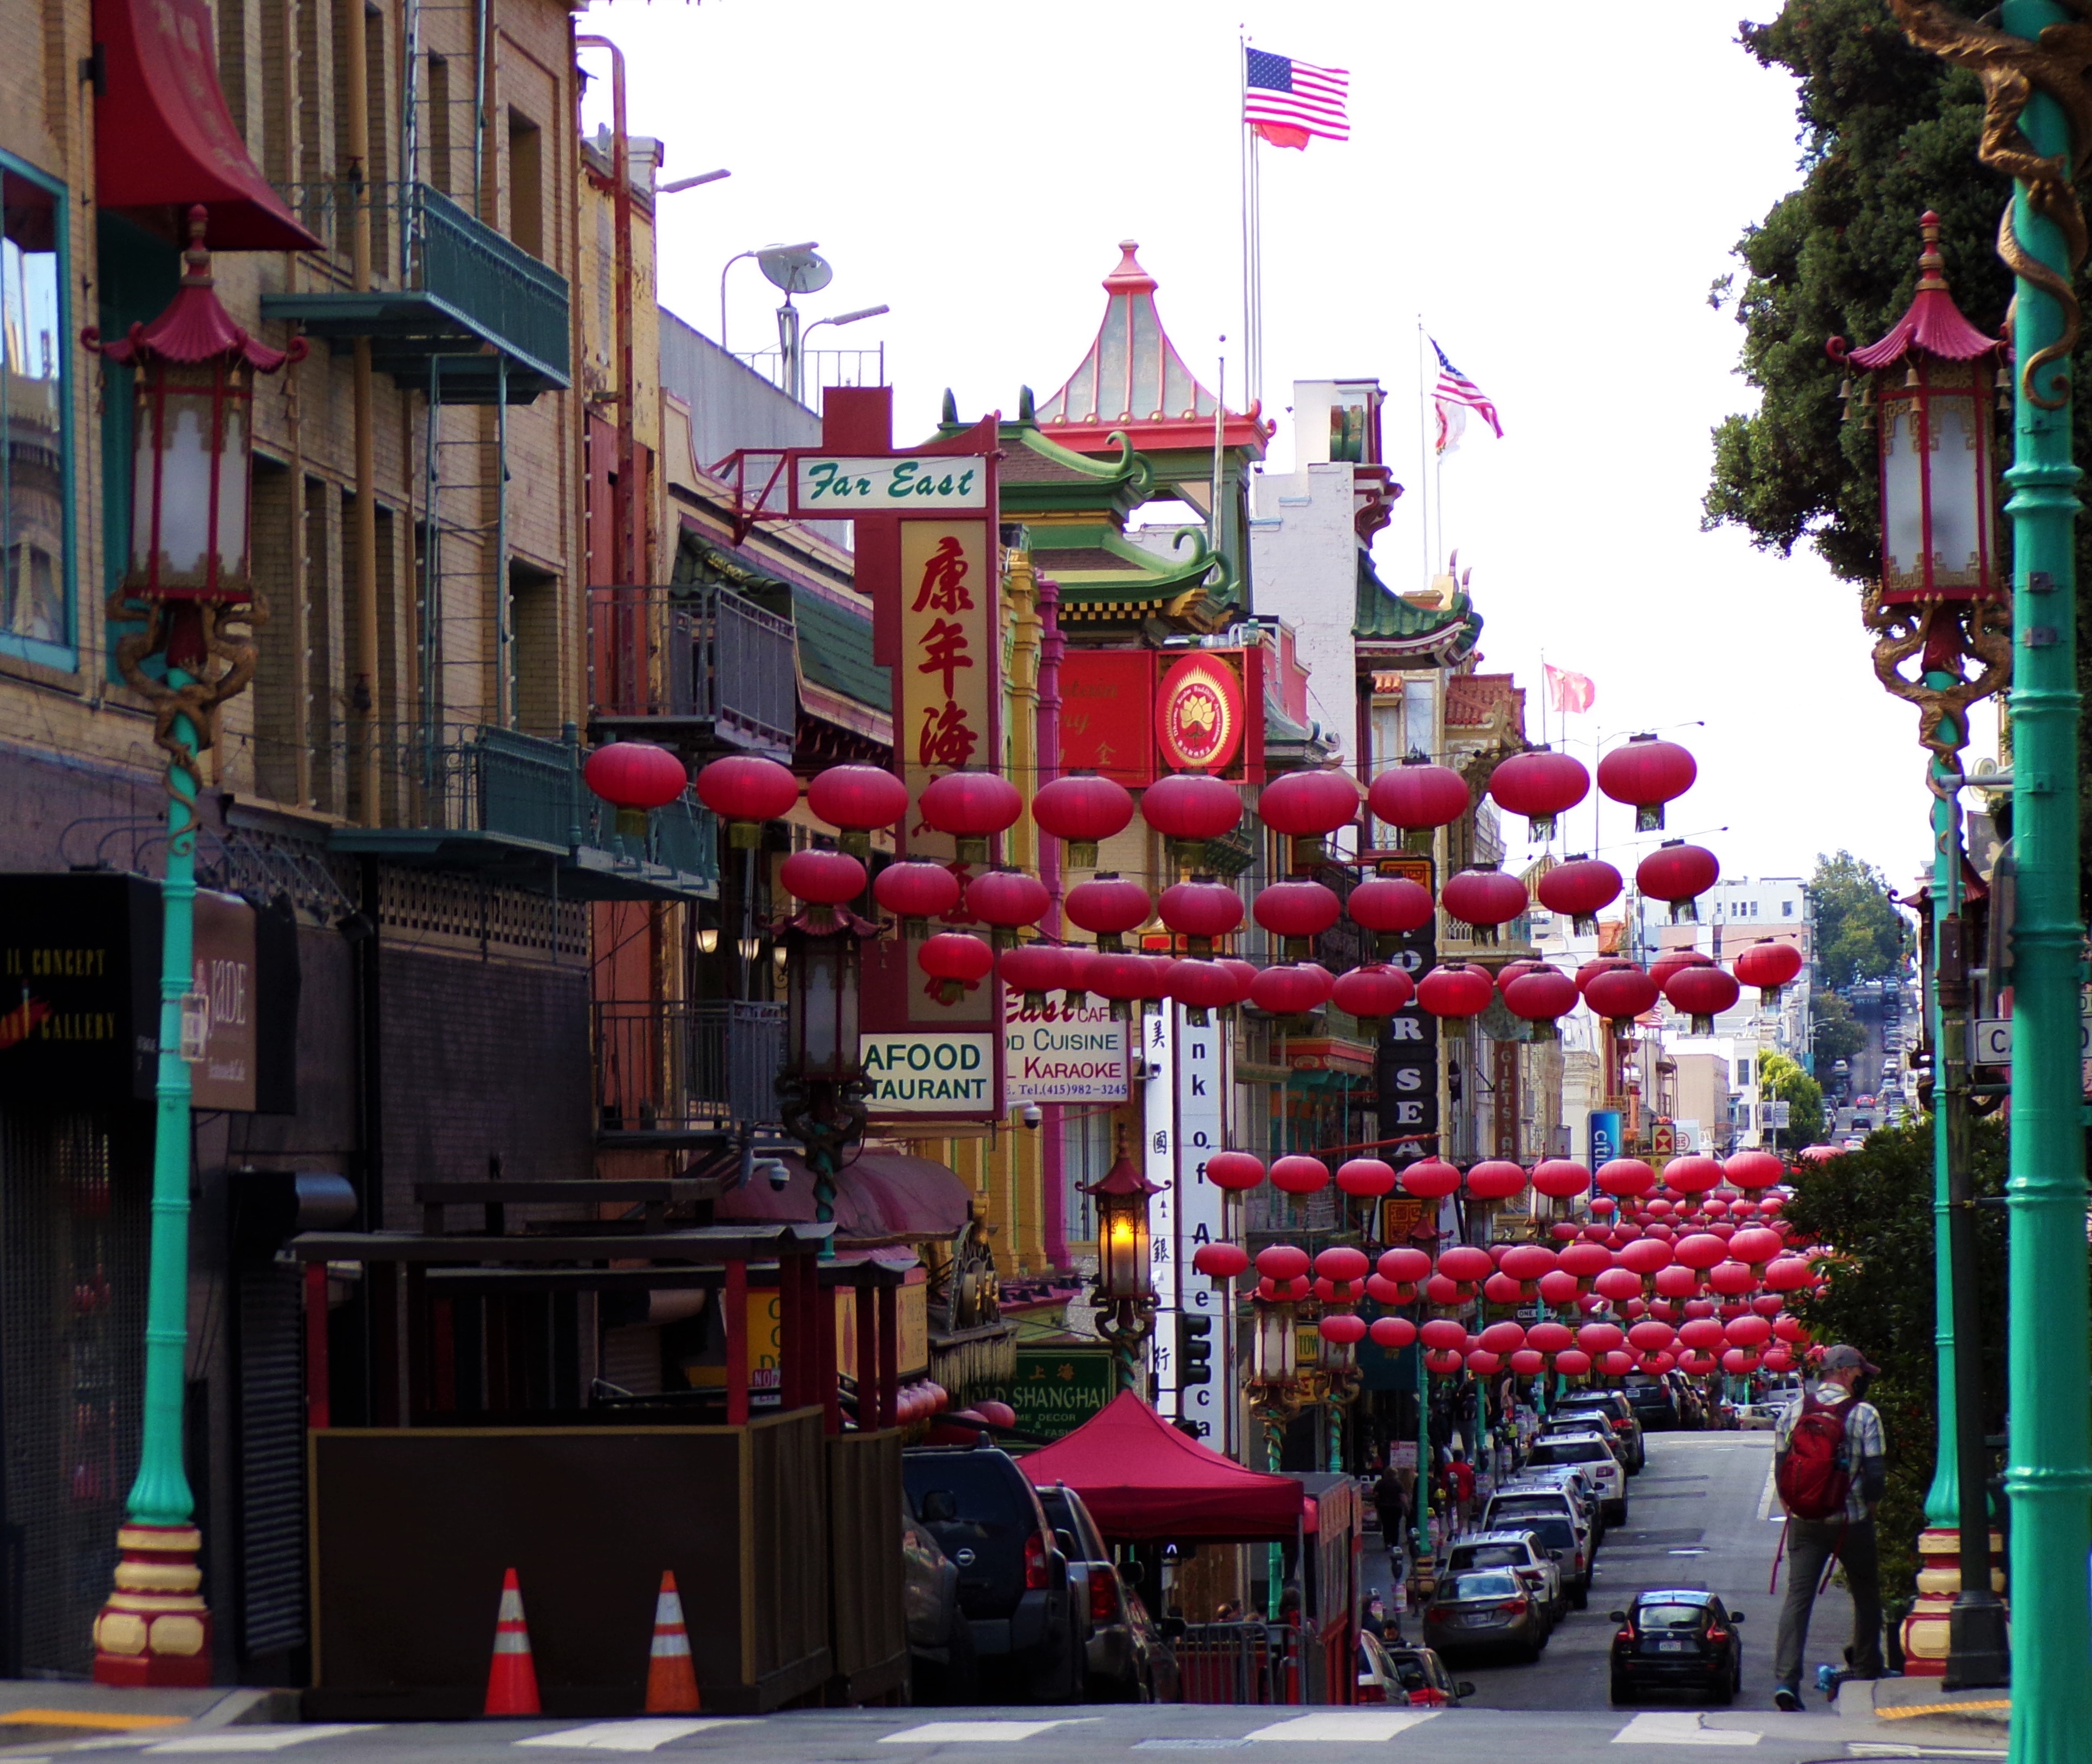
[1771,1345,1887,1711]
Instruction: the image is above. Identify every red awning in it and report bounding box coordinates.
[713,1150,972,1247]
[1020,1390,1307,1541]
[92,0,321,251]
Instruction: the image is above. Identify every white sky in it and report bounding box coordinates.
[580,0,1979,898]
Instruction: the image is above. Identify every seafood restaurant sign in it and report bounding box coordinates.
[1003,998,1129,1105]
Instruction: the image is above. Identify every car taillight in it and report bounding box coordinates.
[1705,1627,1729,1645]
[1498,1598,1529,1614]
[1616,1626,1635,1642]
[1089,1570,1120,1625]
[1612,1418,1633,1432]
[1356,1681,1385,1703]
[1426,1606,1449,1623]
[1024,1530,1050,1591]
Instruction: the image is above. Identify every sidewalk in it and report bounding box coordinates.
[1840,1674,2010,1739]
[0,1684,295,1753]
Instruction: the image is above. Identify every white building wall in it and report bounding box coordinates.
[1248,461,1362,754]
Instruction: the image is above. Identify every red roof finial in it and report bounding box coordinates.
[1916,210,1947,293]
[1840,209,1998,373]
[1105,240,1157,295]
[180,204,214,288]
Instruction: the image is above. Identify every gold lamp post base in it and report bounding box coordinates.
[92,1525,213,1687]
[1901,1526,2008,1677]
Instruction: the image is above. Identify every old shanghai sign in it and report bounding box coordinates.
[1003,996,1128,1105]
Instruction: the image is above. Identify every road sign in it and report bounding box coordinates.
[1973,1002,2092,1064]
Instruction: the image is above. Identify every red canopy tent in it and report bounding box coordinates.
[1021,1390,1305,1540]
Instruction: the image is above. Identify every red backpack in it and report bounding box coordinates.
[1776,1393,1853,1520]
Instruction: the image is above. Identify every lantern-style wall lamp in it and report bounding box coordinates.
[1083,1136,1161,1392]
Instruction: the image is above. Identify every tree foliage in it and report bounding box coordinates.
[1781,1118,2009,1600]
[1760,1048,1828,1146]
[1706,1,2092,902]
[1810,850,1907,989]
[1811,988,1868,1067]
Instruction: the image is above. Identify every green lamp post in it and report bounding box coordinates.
[86,209,297,1685]
[1888,7,2092,1756]
[1833,210,2012,1684]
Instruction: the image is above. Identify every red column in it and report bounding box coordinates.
[876,1279,899,1430]
[725,1260,749,1426]
[303,1261,331,1430]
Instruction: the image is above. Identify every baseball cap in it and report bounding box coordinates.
[1820,1344,1880,1375]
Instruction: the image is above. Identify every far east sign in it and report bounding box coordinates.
[791,455,991,515]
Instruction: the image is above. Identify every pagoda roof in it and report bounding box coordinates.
[1039,523,1238,631]
[1843,211,1999,372]
[1035,242,1272,457]
[1353,553,1482,663]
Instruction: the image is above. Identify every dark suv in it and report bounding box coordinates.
[1036,1481,1145,1700]
[904,1446,1078,1701]
[1554,1389,1646,1473]
[1621,1373,1680,1431]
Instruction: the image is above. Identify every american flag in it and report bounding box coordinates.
[1431,339,1503,456]
[1243,49,1349,149]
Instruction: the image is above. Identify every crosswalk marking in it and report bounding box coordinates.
[1244,1713,1442,1742]
[517,1721,735,1751]
[147,1729,379,1754]
[1613,1711,1760,1746]
[879,1722,1096,1744]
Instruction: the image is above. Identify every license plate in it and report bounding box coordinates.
[1647,1638,1689,1654]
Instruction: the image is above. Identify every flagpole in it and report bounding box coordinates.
[1249,133,1263,402]
[1239,34,1251,404]
[1433,448,1445,574]
[1416,319,1430,591]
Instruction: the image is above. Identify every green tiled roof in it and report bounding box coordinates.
[792,584,888,711]
[1354,553,1482,657]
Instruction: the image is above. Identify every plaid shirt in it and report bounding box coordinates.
[1775,1386,1885,1522]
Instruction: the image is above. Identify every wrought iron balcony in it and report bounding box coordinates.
[588,585,796,759]
[260,181,570,402]
[324,723,717,900]
[594,1000,787,1132]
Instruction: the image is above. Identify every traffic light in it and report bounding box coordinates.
[1178,1313,1213,1386]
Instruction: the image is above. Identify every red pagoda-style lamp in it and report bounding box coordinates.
[1085,1136,1162,1391]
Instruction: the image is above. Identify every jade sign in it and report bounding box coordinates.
[994,1347,1115,1441]
[792,455,991,513]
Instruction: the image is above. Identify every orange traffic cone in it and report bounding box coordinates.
[484,1567,543,1716]
[645,1571,701,1713]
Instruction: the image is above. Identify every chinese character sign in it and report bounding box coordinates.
[899,521,996,796]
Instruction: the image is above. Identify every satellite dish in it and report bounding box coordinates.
[759,247,833,295]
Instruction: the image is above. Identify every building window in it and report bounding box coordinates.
[508,112,544,258]
[0,163,69,667]
[1782,900,1794,917]
[1062,1109,1114,1246]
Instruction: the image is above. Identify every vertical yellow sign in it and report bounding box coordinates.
[898,521,995,801]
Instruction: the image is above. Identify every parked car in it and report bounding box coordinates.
[1122,1579,1180,1703]
[1622,1373,1681,1431]
[1609,1588,1746,1705]
[904,1447,1077,1701]
[1552,1389,1646,1472]
[1383,1644,1473,1707]
[901,1500,978,1702]
[1444,1529,1567,1624]
[1509,1462,1608,1546]
[1665,1371,1710,1429]
[1422,1567,1549,1662]
[1523,1429,1629,1526]
[1480,1487,1592,1607]
[1035,1480,1141,1701]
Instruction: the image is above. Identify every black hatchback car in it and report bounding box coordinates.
[1609,1590,1746,1704]
[904,1446,1077,1701]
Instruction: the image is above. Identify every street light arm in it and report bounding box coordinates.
[660,169,730,193]
[804,304,892,341]
[719,241,820,352]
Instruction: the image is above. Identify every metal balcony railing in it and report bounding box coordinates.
[588,585,797,756]
[731,345,886,405]
[593,1000,787,1131]
[263,181,570,396]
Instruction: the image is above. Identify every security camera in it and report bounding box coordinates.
[1021,1102,1043,1130]
[762,1158,790,1191]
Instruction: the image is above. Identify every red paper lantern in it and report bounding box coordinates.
[1479,1321,1528,1356]
[874,860,963,934]
[1527,1321,1575,1356]
[1330,964,1415,1029]
[1088,952,1171,1008]
[1484,1272,1524,1305]
[1336,1158,1396,1198]
[1141,771,1242,864]
[1401,1158,1463,1201]
[1764,1256,1814,1292]
[1316,1246,1372,1285]
[1000,942,1078,1011]
[1270,1156,1330,1196]
[780,847,868,910]
[1159,879,1244,950]
[1259,766,1363,867]
[1379,1247,1431,1282]
[586,743,691,847]
[1728,1226,1785,1267]
[1369,1315,1417,1348]
[694,753,796,849]
[1638,841,1721,924]
[1368,761,1470,833]
[1733,939,1804,1005]
[1582,964,1660,1031]
[1503,967,1579,1035]
[1166,959,1242,1023]
[1347,877,1435,946]
[1532,1159,1591,1199]
[1465,1159,1526,1201]
[1064,874,1153,950]
[1417,963,1496,1019]
[1707,1260,1757,1297]
[1725,1313,1773,1348]
[1578,955,1637,989]
[1662,1155,1723,1196]
[1031,772,1134,868]
[1320,1312,1368,1346]
[1192,1243,1250,1280]
[1250,962,1335,1016]
[966,869,1051,944]
[1553,1349,1593,1377]
[1487,749,1590,840]
[1665,964,1742,1035]
[919,770,1023,863]
[1599,1158,1658,1198]
[1499,1246,1557,1286]
[1440,867,1530,942]
[1594,1267,1643,1303]
[1419,1319,1469,1352]
[1252,880,1341,956]
[918,931,993,1004]
[1256,1244,1311,1282]
[1509,1349,1545,1376]
[1535,856,1623,935]
[1205,1151,1265,1192]
[1673,1232,1730,1271]
[1597,735,1697,832]
[1726,1149,1784,1190]
[806,764,909,850]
